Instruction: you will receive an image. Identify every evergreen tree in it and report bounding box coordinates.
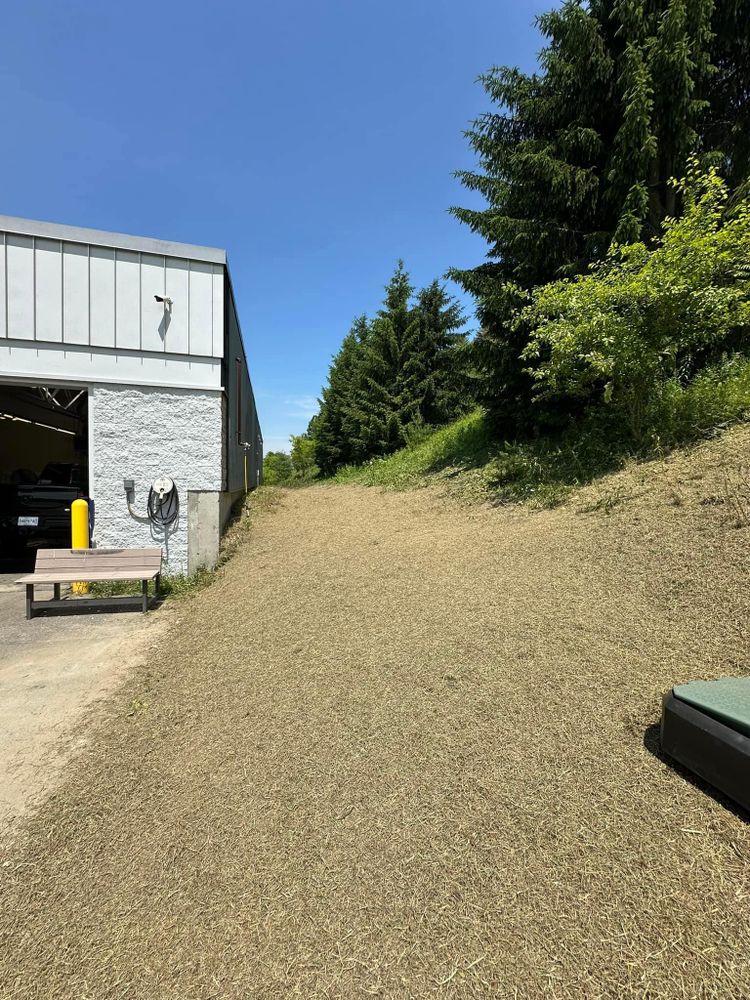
[451,0,750,433]
[705,0,750,195]
[345,263,420,459]
[312,265,468,473]
[314,316,369,475]
[412,281,468,425]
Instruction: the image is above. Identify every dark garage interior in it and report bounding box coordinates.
[0,384,88,571]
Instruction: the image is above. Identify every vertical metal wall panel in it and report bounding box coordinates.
[6,235,35,340]
[0,234,6,337]
[224,283,262,492]
[0,228,223,359]
[188,261,213,356]
[212,266,224,357]
[34,238,63,343]
[89,246,116,348]
[165,258,189,354]
[115,249,140,350]
[62,242,89,345]
[140,253,166,353]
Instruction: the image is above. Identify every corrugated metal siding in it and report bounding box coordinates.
[224,282,263,491]
[0,232,224,358]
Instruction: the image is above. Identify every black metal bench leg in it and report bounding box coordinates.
[53,583,61,601]
[142,578,149,613]
[26,584,34,620]
[155,573,161,599]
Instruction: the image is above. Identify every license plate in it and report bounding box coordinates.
[17,516,39,527]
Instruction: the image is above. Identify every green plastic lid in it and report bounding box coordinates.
[673,677,750,738]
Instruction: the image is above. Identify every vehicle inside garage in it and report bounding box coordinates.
[0,384,88,569]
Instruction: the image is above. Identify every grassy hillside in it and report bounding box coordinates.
[334,358,750,507]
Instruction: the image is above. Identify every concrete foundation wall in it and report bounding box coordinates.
[187,491,221,574]
[89,384,224,574]
[220,488,245,531]
[186,488,245,574]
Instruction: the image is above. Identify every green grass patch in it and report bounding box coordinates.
[89,568,213,601]
[332,408,619,506]
[334,409,494,489]
[332,357,750,508]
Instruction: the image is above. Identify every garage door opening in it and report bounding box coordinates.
[0,385,88,572]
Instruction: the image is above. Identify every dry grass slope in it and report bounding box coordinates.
[1,427,750,998]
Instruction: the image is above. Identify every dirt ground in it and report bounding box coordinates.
[1,437,749,999]
[0,575,167,833]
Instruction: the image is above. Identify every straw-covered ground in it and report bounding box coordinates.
[2,428,750,999]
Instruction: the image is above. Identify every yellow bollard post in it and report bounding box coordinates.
[71,498,90,595]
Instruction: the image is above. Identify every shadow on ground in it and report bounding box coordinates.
[643,721,749,824]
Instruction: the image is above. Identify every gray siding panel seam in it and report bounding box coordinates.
[113,248,118,349]
[32,236,36,341]
[138,251,142,352]
[60,238,64,345]
[2,232,6,338]
[87,244,91,346]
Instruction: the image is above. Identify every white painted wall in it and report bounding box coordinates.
[89,384,224,575]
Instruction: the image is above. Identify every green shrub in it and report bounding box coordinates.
[523,165,750,442]
[263,451,293,485]
[647,356,750,446]
[401,417,436,450]
[289,434,319,480]
[334,361,750,509]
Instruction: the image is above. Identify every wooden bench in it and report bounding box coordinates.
[17,548,163,619]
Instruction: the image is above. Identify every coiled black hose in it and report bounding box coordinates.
[147,482,179,527]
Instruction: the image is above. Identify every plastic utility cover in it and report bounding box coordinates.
[673,677,750,739]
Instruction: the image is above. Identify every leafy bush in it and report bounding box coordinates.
[263,451,293,485]
[647,356,750,446]
[289,433,318,481]
[523,166,750,442]
[336,354,750,508]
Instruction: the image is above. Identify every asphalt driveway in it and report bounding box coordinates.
[0,573,165,831]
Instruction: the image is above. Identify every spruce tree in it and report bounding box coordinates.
[705,0,750,194]
[312,265,468,472]
[346,262,419,458]
[451,0,749,433]
[411,281,468,425]
[314,316,369,475]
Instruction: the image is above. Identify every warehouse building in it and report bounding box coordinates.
[0,215,262,574]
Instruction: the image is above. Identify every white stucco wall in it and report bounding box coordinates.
[89,384,224,574]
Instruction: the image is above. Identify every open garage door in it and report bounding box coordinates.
[0,384,88,570]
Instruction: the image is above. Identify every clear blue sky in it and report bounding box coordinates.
[1,1,550,453]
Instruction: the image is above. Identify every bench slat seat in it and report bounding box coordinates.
[17,547,163,619]
[17,569,160,584]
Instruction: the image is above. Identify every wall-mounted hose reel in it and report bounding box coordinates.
[124,476,180,528]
